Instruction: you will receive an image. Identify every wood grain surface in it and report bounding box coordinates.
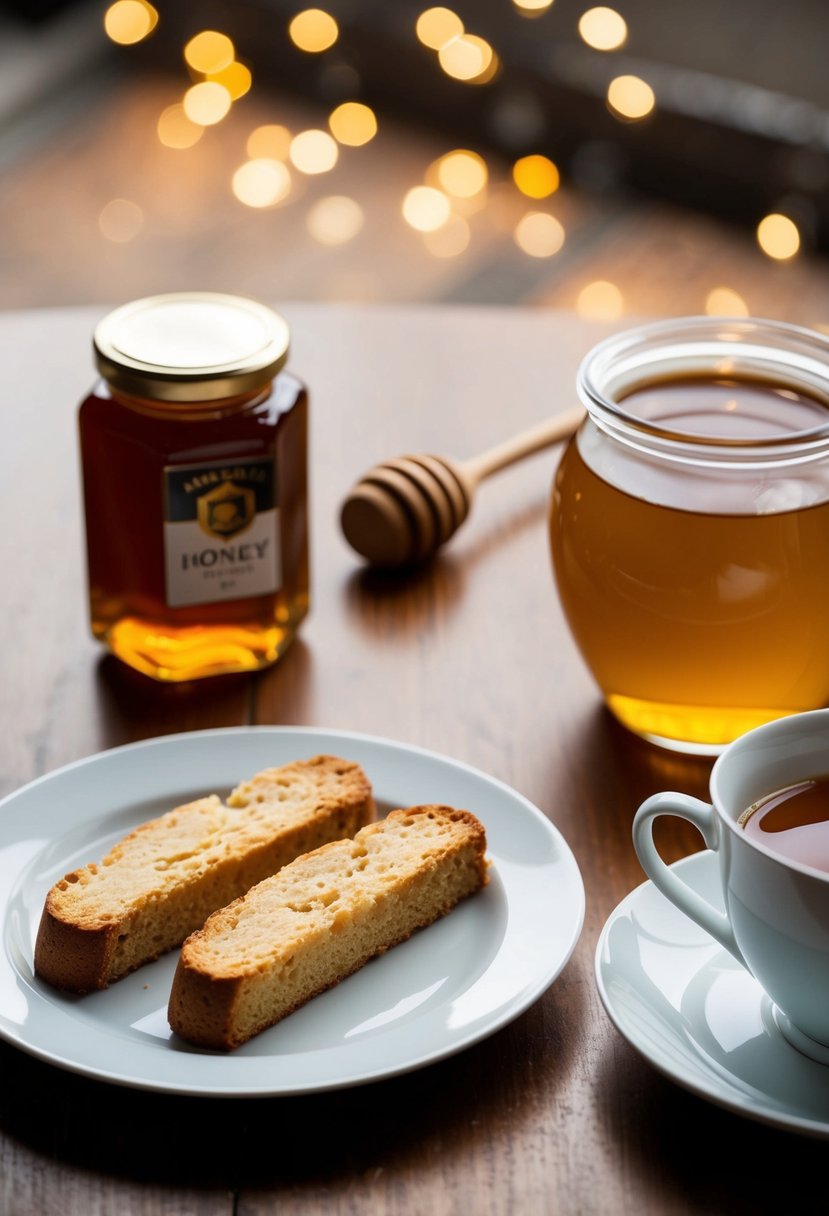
[2,304,827,1216]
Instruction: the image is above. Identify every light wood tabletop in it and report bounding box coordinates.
[2,303,828,1216]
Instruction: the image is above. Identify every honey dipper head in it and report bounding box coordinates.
[340,454,471,568]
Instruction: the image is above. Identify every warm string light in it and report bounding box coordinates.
[757,213,801,261]
[402,186,452,232]
[208,61,252,100]
[163,15,367,217]
[108,3,809,280]
[438,35,498,84]
[157,104,203,149]
[112,0,587,257]
[247,125,293,160]
[705,287,750,316]
[328,102,378,147]
[182,81,232,127]
[104,0,157,45]
[288,129,338,174]
[416,7,499,85]
[416,7,463,49]
[234,127,295,209]
[513,154,559,199]
[543,285,764,321]
[512,0,555,16]
[402,150,490,257]
[578,7,627,51]
[307,195,365,244]
[213,108,365,212]
[171,30,252,132]
[288,8,339,52]
[576,280,624,319]
[607,75,655,120]
[184,30,234,73]
[434,150,488,199]
[514,212,565,257]
[232,159,292,208]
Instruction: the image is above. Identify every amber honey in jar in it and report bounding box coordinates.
[549,317,829,754]
[79,292,309,681]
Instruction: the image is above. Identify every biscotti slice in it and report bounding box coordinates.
[168,804,489,1049]
[35,755,374,993]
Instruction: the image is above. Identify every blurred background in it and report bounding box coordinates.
[1,0,828,323]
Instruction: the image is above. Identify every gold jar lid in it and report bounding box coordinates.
[93,292,291,402]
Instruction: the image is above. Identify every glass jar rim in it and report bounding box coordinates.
[93,292,290,403]
[577,315,829,453]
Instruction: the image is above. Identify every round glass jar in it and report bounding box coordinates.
[79,292,309,682]
[549,316,829,754]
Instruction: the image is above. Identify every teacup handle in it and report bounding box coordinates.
[633,792,746,967]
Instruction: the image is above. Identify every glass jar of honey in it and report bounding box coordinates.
[79,292,309,682]
[549,316,829,754]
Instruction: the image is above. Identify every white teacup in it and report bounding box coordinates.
[633,709,829,1063]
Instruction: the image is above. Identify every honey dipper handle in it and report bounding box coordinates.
[461,405,585,486]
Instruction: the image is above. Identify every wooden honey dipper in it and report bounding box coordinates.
[340,405,585,568]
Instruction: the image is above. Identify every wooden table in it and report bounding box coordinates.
[2,304,825,1215]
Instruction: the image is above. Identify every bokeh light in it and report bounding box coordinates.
[78,0,807,317]
[512,0,554,14]
[290,129,339,174]
[247,125,292,160]
[183,81,232,126]
[464,36,499,84]
[98,198,144,242]
[576,280,624,319]
[232,159,292,208]
[184,31,234,74]
[705,286,750,316]
[157,103,204,149]
[756,213,801,260]
[607,75,655,120]
[104,0,157,45]
[514,212,565,257]
[416,7,464,50]
[578,7,628,51]
[402,186,452,232]
[288,9,339,53]
[513,154,560,199]
[307,195,365,244]
[207,62,252,100]
[438,35,495,83]
[328,102,378,147]
[435,150,488,198]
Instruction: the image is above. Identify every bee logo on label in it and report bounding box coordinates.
[197,481,255,541]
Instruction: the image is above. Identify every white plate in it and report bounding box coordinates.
[0,727,584,1097]
[596,850,829,1139]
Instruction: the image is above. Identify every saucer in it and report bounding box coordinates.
[595,850,829,1139]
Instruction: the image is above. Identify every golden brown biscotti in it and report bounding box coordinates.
[168,804,489,1049]
[34,755,374,992]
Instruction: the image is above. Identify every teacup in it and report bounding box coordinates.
[633,709,829,1062]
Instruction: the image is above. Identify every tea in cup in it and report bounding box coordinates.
[633,709,829,1061]
[549,317,829,754]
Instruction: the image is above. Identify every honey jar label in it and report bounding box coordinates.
[163,458,280,607]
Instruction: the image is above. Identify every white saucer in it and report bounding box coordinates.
[595,850,829,1139]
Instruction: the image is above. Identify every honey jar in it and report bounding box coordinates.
[79,292,309,682]
[549,316,829,754]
